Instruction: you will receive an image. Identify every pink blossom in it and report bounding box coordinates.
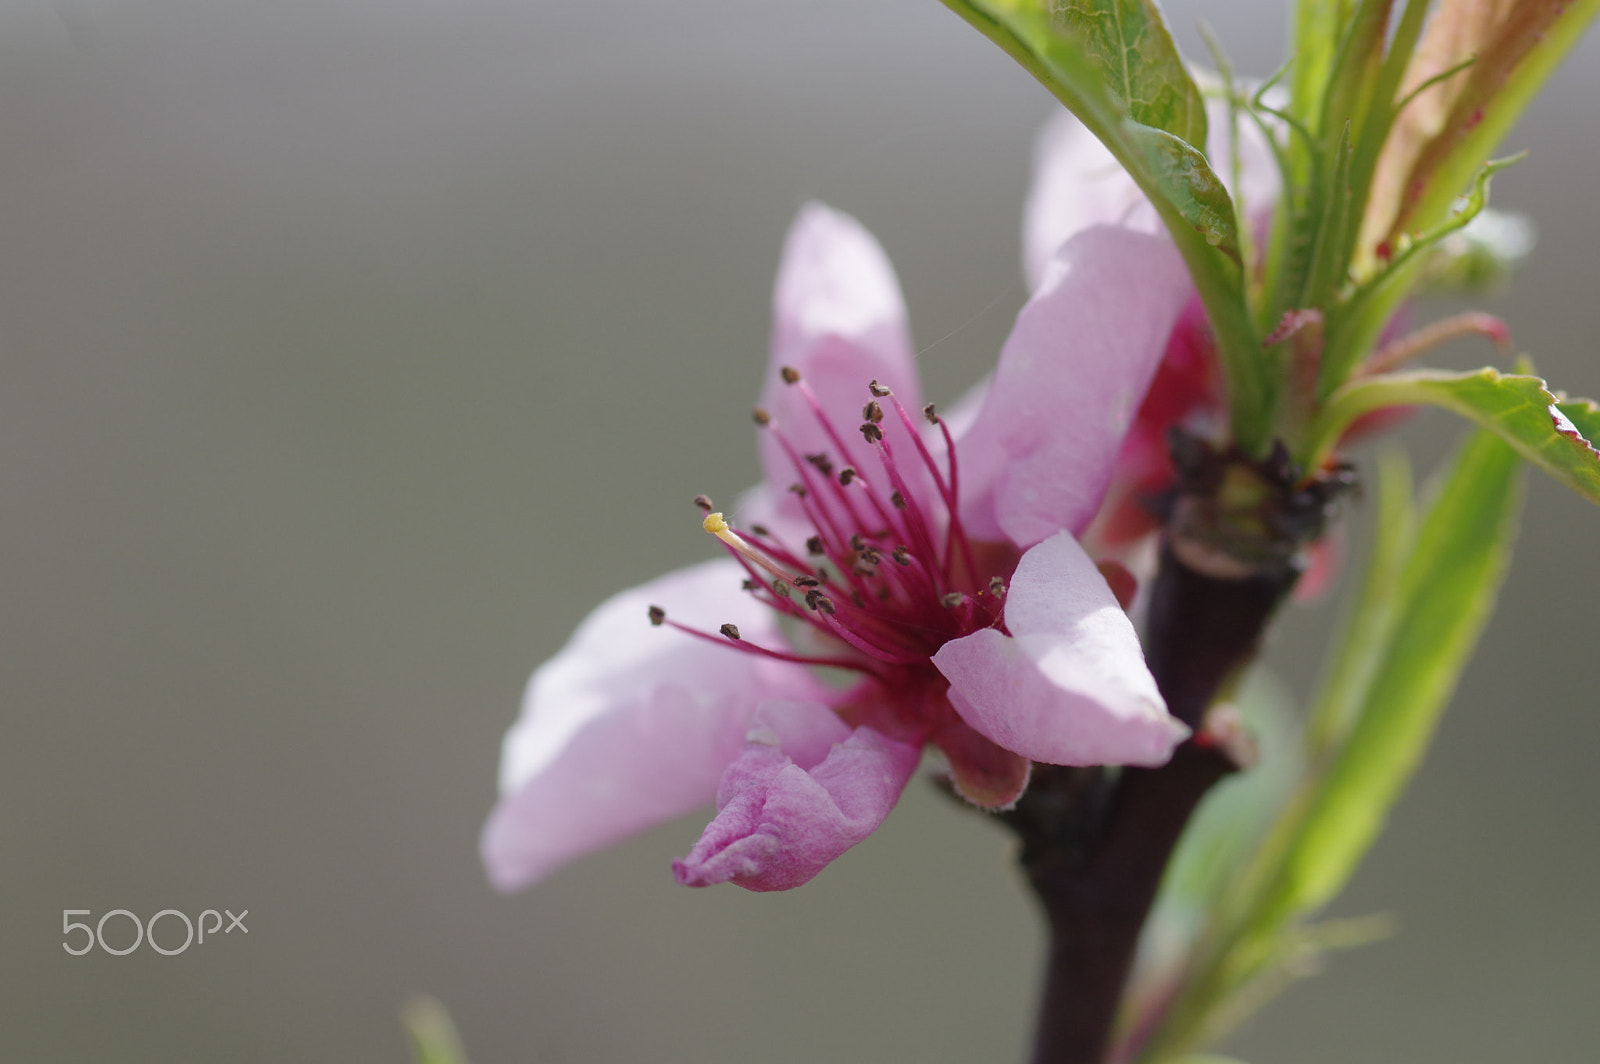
[1024,105,1279,552]
[483,199,1194,894]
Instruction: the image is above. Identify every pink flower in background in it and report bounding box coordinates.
[482,197,1198,894]
[1024,105,1280,550]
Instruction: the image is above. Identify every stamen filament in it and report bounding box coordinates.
[704,513,792,585]
[811,604,927,665]
[791,378,905,537]
[866,429,945,586]
[934,413,980,587]
[660,617,876,674]
[767,422,868,546]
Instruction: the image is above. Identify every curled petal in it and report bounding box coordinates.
[482,559,823,892]
[933,530,1186,767]
[758,203,932,520]
[958,226,1193,547]
[673,702,922,892]
[932,718,1032,810]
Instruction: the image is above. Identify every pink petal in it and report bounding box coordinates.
[481,559,824,892]
[1023,112,1162,289]
[672,702,922,892]
[758,203,930,522]
[933,530,1186,767]
[1023,101,1281,289]
[958,226,1193,547]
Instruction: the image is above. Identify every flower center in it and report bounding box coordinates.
[651,370,1017,683]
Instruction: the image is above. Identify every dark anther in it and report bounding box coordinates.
[788,483,808,497]
[812,592,837,616]
[860,423,884,444]
[719,623,742,641]
[890,490,906,510]
[839,468,858,486]
[648,606,666,626]
[805,535,825,555]
[941,592,967,610]
[851,591,866,608]
[863,400,884,423]
[923,403,939,424]
[849,534,866,552]
[772,580,792,598]
[892,545,911,566]
[794,575,821,588]
[868,380,892,397]
[780,366,801,384]
[989,576,1007,596]
[750,524,770,537]
[806,453,834,475]
[693,494,714,512]
[752,406,771,426]
[741,579,757,592]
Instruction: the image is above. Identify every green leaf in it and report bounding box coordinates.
[1142,433,1523,1058]
[1384,0,1600,245]
[1117,673,1301,1058]
[937,0,1229,256]
[1053,0,1208,146]
[939,0,1273,451]
[1306,367,1600,505]
[1316,0,1395,150]
[1268,430,1522,920]
[1286,0,1356,136]
[1122,122,1239,256]
[1556,396,1600,452]
[1319,154,1520,393]
[1149,672,1302,930]
[1302,449,1414,759]
[402,996,472,1064]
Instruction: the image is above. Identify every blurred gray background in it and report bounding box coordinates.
[3,1,1596,1060]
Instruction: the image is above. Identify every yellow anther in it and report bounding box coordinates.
[701,511,792,585]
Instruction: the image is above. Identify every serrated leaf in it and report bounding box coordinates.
[1555,397,1600,457]
[1307,367,1600,505]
